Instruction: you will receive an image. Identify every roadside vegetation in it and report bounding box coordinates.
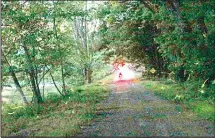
[142,79,214,121]
[2,84,108,136]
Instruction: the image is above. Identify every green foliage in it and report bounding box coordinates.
[2,84,108,136]
[2,1,101,104]
[142,80,214,121]
[95,1,168,75]
[94,0,214,99]
[46,93,61,103]
[154,0,215,83]
[192,102,214,121]
[2,1,214,135]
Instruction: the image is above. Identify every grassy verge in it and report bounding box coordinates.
[2,84,109,136]
[141,80,214,122]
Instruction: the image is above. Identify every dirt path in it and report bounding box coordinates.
[76,81,214,136]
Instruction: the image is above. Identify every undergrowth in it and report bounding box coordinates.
[2,84,109,136]
[142,79,214,121]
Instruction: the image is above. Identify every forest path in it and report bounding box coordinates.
[76,81,214,136]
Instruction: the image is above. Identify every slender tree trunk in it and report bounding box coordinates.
[10,70,29,104]
[53,7,67,94]
[35,66,41,100]
[22,45,43,103]
[61,60,66,95]
[72,2,93,84]
[87,68,92,83]
[2,51,28,105]
[49,70,63,96]
[84,67,87,83]
[42,66,45,100]
[38,66,50,84]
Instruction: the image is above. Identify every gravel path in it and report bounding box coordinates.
[76,81,214,136]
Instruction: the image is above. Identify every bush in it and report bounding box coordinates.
[46,93,61,103]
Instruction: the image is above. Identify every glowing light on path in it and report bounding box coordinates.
[113,63,135,82]
[110,59,141,93]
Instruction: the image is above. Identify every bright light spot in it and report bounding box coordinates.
[150,68,156,74]
[212,80,215,84]
[113,63,135,82]
[199,89,205,94]
[8,112,15,115]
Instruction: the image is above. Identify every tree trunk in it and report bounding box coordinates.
[10,69,29,104]
[22,45,43,103]
[42,66,45,100]
[49,69,63,96]
[61,60,66,95]
[2,51,28,105]
[38,66,50,84]
[53,8,67,95]
[73,3,92,84]
[84,67,88,83]
[87,68,92,84]
[35,66,41,100]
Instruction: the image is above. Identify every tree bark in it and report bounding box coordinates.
[42,66,45,100]
[49,70,63,96]
[72,2,92,84]
[87,68,92,83]
[53,8,67,94]
[2,50,28,105]
[61,60,66,95]
[22,45,43,103]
